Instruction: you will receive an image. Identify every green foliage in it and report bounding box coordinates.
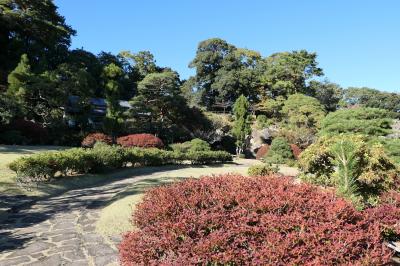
[255,115,271,129]
[170,138,211,153]
[309,80,343,112]
[102,63,125,135]
[129,70,193,141]
[9,146,232,185]
[255,96,285,120]
[189,38,261,108]
[0,130,28,145]
[344,87,400,115]
[231,95,252,153]
[281,93,326,129]
[299,134,399,203]
[378,138,400,165]
[259,50,323,98]
[0,0,75,85]
[264,137,294,164]
[330,139,360,200]
[319,107,393,137]
[247,163,279,176]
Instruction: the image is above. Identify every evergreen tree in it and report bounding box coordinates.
[232,95,252,155]
[7,54,34,103]
[102,63,124,135]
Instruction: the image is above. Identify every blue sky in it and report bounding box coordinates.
[55,0,400,92]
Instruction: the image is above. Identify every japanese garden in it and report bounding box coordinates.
[0,1,399,265]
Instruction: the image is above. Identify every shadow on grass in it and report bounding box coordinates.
[0,163,229,252]
[0,145,67,154]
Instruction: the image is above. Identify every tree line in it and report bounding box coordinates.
[0,0,399,146]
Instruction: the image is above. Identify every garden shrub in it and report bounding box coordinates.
[255,114,270,129]
[0,130,28,145]
[299,134,399,203]
[7,119,49,144]
[81,133,113,148]
[117,134,164,148]
[289,143,301,159]
[247,163,279,176]
[264,137,294,164]
[119,175,400,265]
[255,144,269,160]
[170,138,211,153]
[9,146,232,184]
[319,107,393,137]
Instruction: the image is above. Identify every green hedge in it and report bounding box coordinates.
[8,143,232,184]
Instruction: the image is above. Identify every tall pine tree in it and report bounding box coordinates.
[232,95,252,156]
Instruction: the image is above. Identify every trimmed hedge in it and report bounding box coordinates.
[117,134,164,148]
[247,163,279,176]
[119,175,400,265]
[8,143,232,184]
[81,133,113,148]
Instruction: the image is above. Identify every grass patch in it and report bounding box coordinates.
[96,165,252,237]
[0,145,67,196]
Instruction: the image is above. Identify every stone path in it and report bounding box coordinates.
[0,162,256,266]
[0,177,131,266]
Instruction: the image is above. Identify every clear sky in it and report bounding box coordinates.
[55,0,400,92]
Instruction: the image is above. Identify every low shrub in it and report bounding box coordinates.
[255,114,271,129]
[290,143,302,159]
[119,175,400,265]
[170,138,211,153]
[9,146,232,184]
[81,133,113,148]
[255,144,269,160]
[0,130,28,145]
[247,163,279,176]
[299,134,399,204]
[7,119,49,144]
[264,137,294,164]
[117,134,164,148]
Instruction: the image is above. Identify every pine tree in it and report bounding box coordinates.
[7,54,34,101]
[232,95,252,156]
[102,63,124,135]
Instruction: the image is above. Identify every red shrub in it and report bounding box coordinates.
[117,134,164,148]
[81,133,113,148]
[290,143,302,159]
[255,144,269,160]
[119,175,400,265]
[9,119,49,144]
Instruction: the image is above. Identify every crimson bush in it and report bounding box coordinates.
[290,143,302,159]
[81,133,113,148]
[255,144,269,160]
[120,175,400,265]
[117,134,164,148]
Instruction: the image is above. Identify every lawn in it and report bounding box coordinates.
[95,162,299,237]
[0,145,68,196]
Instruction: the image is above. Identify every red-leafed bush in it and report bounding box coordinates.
[81,133,113,148]
[117,134,164,148]
[255,144,269,160]
[120,175,400,265]
[290,143,302,159]
[8,119,49,144]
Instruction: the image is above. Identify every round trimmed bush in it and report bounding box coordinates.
[117,134,164,148]
[247,163,278,176]
[119,175,400,265]
[81,133,113,148]
[264,137,294,164]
